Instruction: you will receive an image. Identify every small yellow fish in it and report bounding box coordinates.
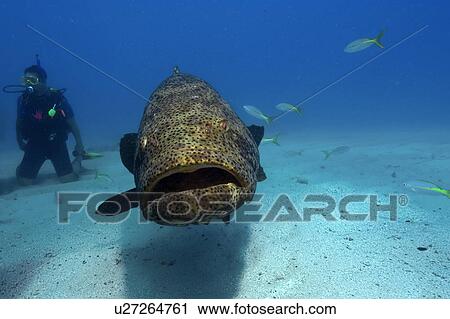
[344,30,384,53]
[322,146,350,160]
[262,134,280,146]
[404,180,450,198]
[95,170,112,182]
[275,103,301,114]
[243,105,273,125]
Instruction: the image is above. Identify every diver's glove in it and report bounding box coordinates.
[73,144,85,157]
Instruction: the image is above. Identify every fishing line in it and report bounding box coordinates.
[26,24,150,103]
[26,23,429,120]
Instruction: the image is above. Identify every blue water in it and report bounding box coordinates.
[1,0,449,143]
[0,1,449,298]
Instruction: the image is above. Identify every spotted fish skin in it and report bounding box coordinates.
[131,71,263,225]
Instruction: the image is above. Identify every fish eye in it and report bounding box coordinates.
[219,119,229,131]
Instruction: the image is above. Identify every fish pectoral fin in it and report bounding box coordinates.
[247,125,265,146]
[256,166,267,182]
[96,188,139,216]
[120,133,138,174]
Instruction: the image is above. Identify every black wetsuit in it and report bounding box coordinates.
[16,90,75,179]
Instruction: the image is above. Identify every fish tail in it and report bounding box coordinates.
[322,150,331,160]
[101,173,112,181]
[373,30,384,48]
[445,190,450,199]
[418,179,445,189]
[272,134,280,146]
[418,186,448,197]
[432,187,450,197]
[264,116,274,125]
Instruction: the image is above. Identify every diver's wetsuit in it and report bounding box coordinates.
[16,90,74,179]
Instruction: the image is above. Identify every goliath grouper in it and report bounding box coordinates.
[97,68,266,225]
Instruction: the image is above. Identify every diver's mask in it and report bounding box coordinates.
[22,74,40,86]
[21,74,48,95]
[2,55,48,94]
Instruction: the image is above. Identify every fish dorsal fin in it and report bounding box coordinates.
[120,133,138,174]
[247,125,264,146]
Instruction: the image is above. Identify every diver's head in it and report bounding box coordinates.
[22,65,48,95]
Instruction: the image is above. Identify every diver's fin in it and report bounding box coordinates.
[96,188,139,216]
[256,166,267,182]
[373,30,384,48]
[120,133,138,174]
[82,152,103,160]
[247,125,265,146]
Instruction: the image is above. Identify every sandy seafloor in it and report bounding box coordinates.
[0,129,449,298]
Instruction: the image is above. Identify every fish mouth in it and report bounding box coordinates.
[148,164,244,193]
[144,164,246,225]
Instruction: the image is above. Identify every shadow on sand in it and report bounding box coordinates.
[0,167,98,196]
[0,173,61,196]
[0,260,41,298]
[0,177,18,196]
[120,223,250,298]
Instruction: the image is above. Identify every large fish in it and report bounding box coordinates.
[97,68,266,225]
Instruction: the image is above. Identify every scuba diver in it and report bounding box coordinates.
[10,57,85,185]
